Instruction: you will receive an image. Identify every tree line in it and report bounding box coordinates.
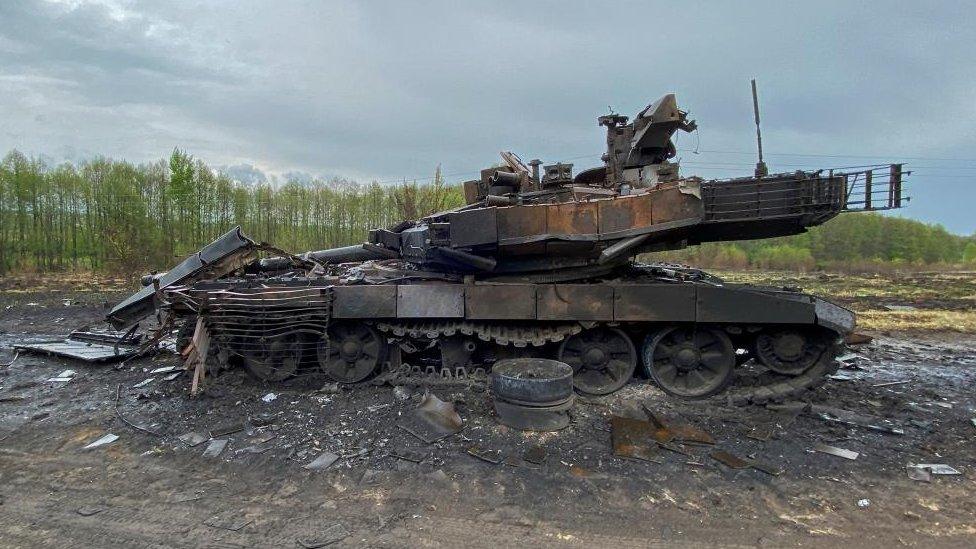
[0,149,972,275]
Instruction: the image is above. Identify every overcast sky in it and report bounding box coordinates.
[2,0,974,233]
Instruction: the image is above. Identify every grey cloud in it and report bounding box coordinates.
[0,0,974,232]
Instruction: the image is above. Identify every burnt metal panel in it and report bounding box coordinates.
[448,208,498,247]
[650,186,703,227]
[613,284,696,322]
[598,195,654,235]
[537,284,613,321]
[465,284,536,319]
[497,204,547,241]
[696,285,815,324]
[333,285,397,318]
[107,226,256,329]
[397,284,464,318]
[547,201,599,237]
[14,339,137,362]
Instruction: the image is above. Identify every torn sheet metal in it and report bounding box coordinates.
[47,369,77,382]
[814,443,859,460]
[178,432,208,447]
[202,439,229,458]
[107,226,258,328]
[18,339,137,363]
[523,445,546,465]
[914,464,962,475]
[304,452,340,470]
[467,445,503,464]
[611,415,662,463]
[709,450,751,469]
[907,465,932,482]
[397,393,463,443]
[83,433,119,450]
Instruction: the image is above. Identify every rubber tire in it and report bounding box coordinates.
[490,358,574,405]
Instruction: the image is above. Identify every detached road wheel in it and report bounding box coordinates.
[317,322,386,383]
[490,358,574,406]
[642,326,735,398]
[558,327,637,396]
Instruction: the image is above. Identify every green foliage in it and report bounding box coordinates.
[1,149,971,275]
[0,150,463,274]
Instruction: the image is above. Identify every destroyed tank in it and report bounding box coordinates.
[108,94,907,403]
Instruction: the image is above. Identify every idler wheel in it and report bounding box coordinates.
[317,322,386,383]
[558,327,637,396]
[241,334,301,382]
[753,328,830,375]
[642,326,735,398]
[490,358,574,406]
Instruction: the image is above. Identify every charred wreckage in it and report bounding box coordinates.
[103,93,908,404]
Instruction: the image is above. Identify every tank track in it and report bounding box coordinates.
[375,320,842,404]
[725,343,842,406]
[374,321,582,347]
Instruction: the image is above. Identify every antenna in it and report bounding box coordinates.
[751,79,768,178]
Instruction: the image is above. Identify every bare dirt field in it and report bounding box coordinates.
[1,272,974,548]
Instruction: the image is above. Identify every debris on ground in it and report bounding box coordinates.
[178,432,208,447]
[611,415,663,463]
[202,439,228,458]
[82,433,119,450]
[814,443,859,460]
[46,369,76,383]
[304,451,340,471]
[397,392,463,443]
[913,463,962,475]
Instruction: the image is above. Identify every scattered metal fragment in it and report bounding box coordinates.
[658,441,692,457]
[210,422,245,438]
[149,365,178,374]
[467,445,503,464]
[246,432,276,445]
[303,451,340,470]
[709,450,751,469]
[907,465,932,482]
[747,424,775,442]
[132,377,155,388]
[857,498,871,508]
[161,372,181,381]
[250,412,279,427]
[872,380,910,388]
[261,392,277,403]
[17,335,137,363]
[178,432,208,447]
[611,415,661,463]
[296,523,350,548]
[202,439,229,458]
[642,405,714,444]
[971,418,976,430]
[76,506,106,517]
[0,351,19,368]
[397,393,463,443]
[814,443,859,460]
[915,464,962,475]
[750,461,784,476]
[47,369,76,383]
[883,304,916,312]
[523,445,546,465]
[83,433,119,450]
[114,383,162,437]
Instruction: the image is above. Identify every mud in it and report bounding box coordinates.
[1,289,975,548]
